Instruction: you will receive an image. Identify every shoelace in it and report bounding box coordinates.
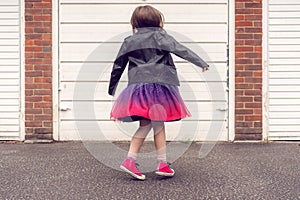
[160,161,171,166]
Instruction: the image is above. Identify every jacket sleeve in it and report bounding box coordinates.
[108,41,129,96]
[161,33,209,68]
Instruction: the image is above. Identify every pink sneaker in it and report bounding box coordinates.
[120,157,146,180]
[155,162,175,177]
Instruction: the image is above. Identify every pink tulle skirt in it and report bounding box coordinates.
[110,83,191,122]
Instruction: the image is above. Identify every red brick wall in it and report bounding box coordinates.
[25,0,52,140]
[235,0,263,140]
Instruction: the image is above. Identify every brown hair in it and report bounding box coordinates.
[130,5,164,30]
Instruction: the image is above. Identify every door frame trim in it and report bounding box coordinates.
[52,0,59,141]
[262,0,269,141]
[228,0,235,141]
[20,0,25,141]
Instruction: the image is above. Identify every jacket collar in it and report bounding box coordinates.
[135,27,163,34]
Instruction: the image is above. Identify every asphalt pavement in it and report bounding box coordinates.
[0,141,299,200]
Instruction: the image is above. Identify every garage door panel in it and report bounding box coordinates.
[60,24,130,42]
[269,58,300,65]
[270,118,300,126]
[0,59,20,65]
[60,63,227,82]
[269,65,300,72]
[60,82,227,101]
[269,92,300,99]
[0,52,19,59]
[59,121,227,141]
[269,25,300,32]
[269,105,300,112]
[269,38,300,45]
[0,26,19,32]
[0,46,20,52]
[0,6,19,12]
[269,19,300,25]
[269,85,300,92]
[269,98,300,105]
[0,33,20,39]
[270,130,300,138]
[60,4,227,23]
[60,24,228,43]
[269,72,300,79]
[0,1,19,6]
[0,79,19,85]
[61,0,227,3]
[0,92,19,99]
[0,13,19,19]
[0,72,19,79]
[59,101,225,121]
[269,11,300,18]
[269,45,300,52]
[269,31,300,39]
[0,39,19,46]
[0,105,19,112]
[269,111,300,118]
[268,51,300,59]
[269,78,299,85]
[0,126,19,132]
[0,132,19,138]
[0,85,19,92]
[60,43,226,62]
[0,66,20,73]
[0,119,19,125]
[269,0,300,4]
[0,112,19,119]
[0,19,19,26]
[269,4,300,11]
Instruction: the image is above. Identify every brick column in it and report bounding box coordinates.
[235,0,263,140]
[25,0,52,140]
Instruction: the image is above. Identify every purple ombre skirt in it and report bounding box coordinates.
[110,83,191,122]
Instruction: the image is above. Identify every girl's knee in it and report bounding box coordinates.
[152,121,165,134]
[140,119,151,127]
[133,120,152,138]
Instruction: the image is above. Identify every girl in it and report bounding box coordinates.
[108,5,209,180]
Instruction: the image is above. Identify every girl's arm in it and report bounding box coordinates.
[108,41,129,96]
[161,33,209,70]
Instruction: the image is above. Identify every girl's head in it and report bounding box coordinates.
[130,5,164,30]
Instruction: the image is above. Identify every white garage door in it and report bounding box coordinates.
[267,0,300,140]
[0,0,22,140]
[57,0,229,141]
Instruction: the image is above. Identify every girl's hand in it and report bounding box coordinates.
[202,67,209,72]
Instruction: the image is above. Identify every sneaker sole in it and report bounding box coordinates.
[120,165,146,180]
[155,171,175,177]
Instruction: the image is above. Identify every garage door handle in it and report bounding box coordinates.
[217,108,228,111]
[60,107,71,111]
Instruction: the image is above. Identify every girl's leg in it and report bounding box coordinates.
[121,120,152,180]
[127,119,152,159]
[152,121,175,176]
[152,121,167,162]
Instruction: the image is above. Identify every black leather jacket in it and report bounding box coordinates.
[108,27,209,95]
